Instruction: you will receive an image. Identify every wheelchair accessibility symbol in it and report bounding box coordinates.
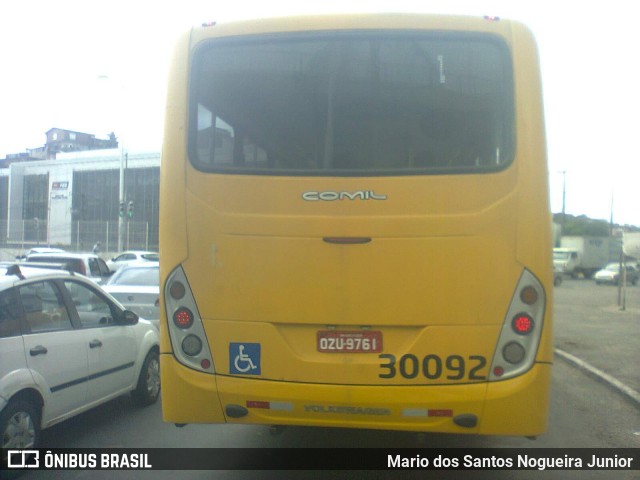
[229,343,261,375]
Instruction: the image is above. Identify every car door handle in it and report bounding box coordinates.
[89,339,103,348]
[30,345,48,356]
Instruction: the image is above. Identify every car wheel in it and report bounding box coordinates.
[132,350,161,406]
[1,398,41,461]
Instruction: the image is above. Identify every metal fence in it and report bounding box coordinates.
[0,219,158,255]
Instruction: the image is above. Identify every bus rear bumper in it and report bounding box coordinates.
[481,362,551,436]
[161,354,226,424]
[161,355,551,436]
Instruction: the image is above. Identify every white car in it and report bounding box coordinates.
[594,263,639,285]
[103,262,160,329]
[16,247,65,260]
[106,251,159,273]
[0,264,160,454]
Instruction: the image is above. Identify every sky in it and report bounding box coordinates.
[1,0,639,225]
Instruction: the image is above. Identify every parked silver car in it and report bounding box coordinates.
[103,262,160,329]
[23,252,112,284]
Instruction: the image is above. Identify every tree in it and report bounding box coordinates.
[553,213,610,236]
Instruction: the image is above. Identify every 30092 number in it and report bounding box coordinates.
[378,354,487,381]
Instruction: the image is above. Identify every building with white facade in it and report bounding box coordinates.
[1,148,160,252]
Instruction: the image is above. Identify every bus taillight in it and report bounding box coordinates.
[489,269,546,381]
[519,286,538,305]
[174,307,194,329]
[512,314,534,335]
[182,334,202,356]
[169,281,186,300]
[164,265,215,374]
[502,342,526,364]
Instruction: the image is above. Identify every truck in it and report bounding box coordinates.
[553,236,617,278]
[623,232,640,260]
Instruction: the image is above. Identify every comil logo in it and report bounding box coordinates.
[8,450,39,468]
[302,190,388,201]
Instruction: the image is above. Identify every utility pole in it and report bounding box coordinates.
[117,148,126,252]
[609,191,614,236]
[560,170,566,230]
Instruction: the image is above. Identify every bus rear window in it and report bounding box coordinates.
[189,32,514,176]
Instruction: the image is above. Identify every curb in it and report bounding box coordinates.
[554,348,640,407]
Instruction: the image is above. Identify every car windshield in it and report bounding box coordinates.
[140,253,159,261]
[604,264,620,272]
[108,267,159,286]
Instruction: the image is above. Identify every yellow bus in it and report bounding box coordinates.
[160,13,553,436]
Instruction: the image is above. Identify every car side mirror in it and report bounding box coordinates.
[119,310,139,325]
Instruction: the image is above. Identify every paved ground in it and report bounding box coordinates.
[553,277,640,405]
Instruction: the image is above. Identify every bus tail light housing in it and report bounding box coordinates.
[490,269,546,380]
[164,265,215,373]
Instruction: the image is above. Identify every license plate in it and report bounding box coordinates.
[317,330,382,353]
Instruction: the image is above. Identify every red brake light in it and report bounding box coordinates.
[173,307,194,329]
[512,314,534,335]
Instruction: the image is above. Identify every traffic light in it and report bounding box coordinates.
[119,202,125,217]
[127,201,134,219]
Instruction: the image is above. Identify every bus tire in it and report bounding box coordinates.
[132,350,161,406]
